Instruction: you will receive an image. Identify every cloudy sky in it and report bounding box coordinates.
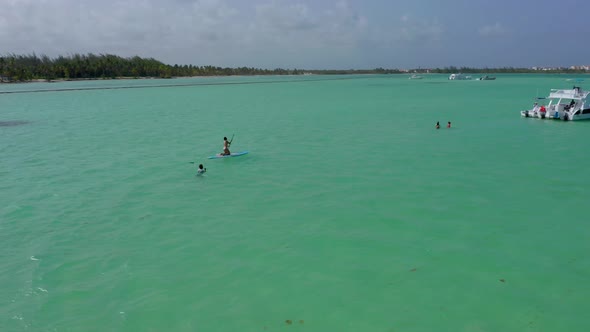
[1,0,588,69]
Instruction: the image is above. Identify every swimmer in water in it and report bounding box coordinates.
[436,121,440,129]
[197,164,206,176]
[447,121,451,128]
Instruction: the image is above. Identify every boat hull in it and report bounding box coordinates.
[565,110,590,121]
[521,109,590,121]
[520,109,546,119]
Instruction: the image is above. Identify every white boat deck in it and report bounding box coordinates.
[548,88,588,99]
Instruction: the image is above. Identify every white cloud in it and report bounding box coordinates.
[397,14,443,42]
[478,22,507,37]
[367,14,443,52]
[0,0,240,60]
[246,0,369,49]
[0,0,371,67]
[0,1,585,68]
[254,2,318,32]
[232,0,371,68]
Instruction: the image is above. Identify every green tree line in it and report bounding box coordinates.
[0,53,310,82]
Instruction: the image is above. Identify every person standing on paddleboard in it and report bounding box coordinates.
[222,137,231,155]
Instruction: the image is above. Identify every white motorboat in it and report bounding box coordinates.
[448,73,472,80]
[520,86,590,121]
[477,75,496,80]
[409,74,423,79]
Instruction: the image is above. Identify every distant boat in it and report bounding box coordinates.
[477,75,496,80]
[409,74,423,79]
[448,73,471,80]
[565,78,584,82]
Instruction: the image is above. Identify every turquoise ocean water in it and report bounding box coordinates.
[1,74,589,331]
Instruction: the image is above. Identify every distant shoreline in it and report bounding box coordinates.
[2,53,588,84]
[2,71,588,85]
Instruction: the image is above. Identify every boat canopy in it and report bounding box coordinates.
[548,88,588,100]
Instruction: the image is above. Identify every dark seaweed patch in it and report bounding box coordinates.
[0,120,30,127]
